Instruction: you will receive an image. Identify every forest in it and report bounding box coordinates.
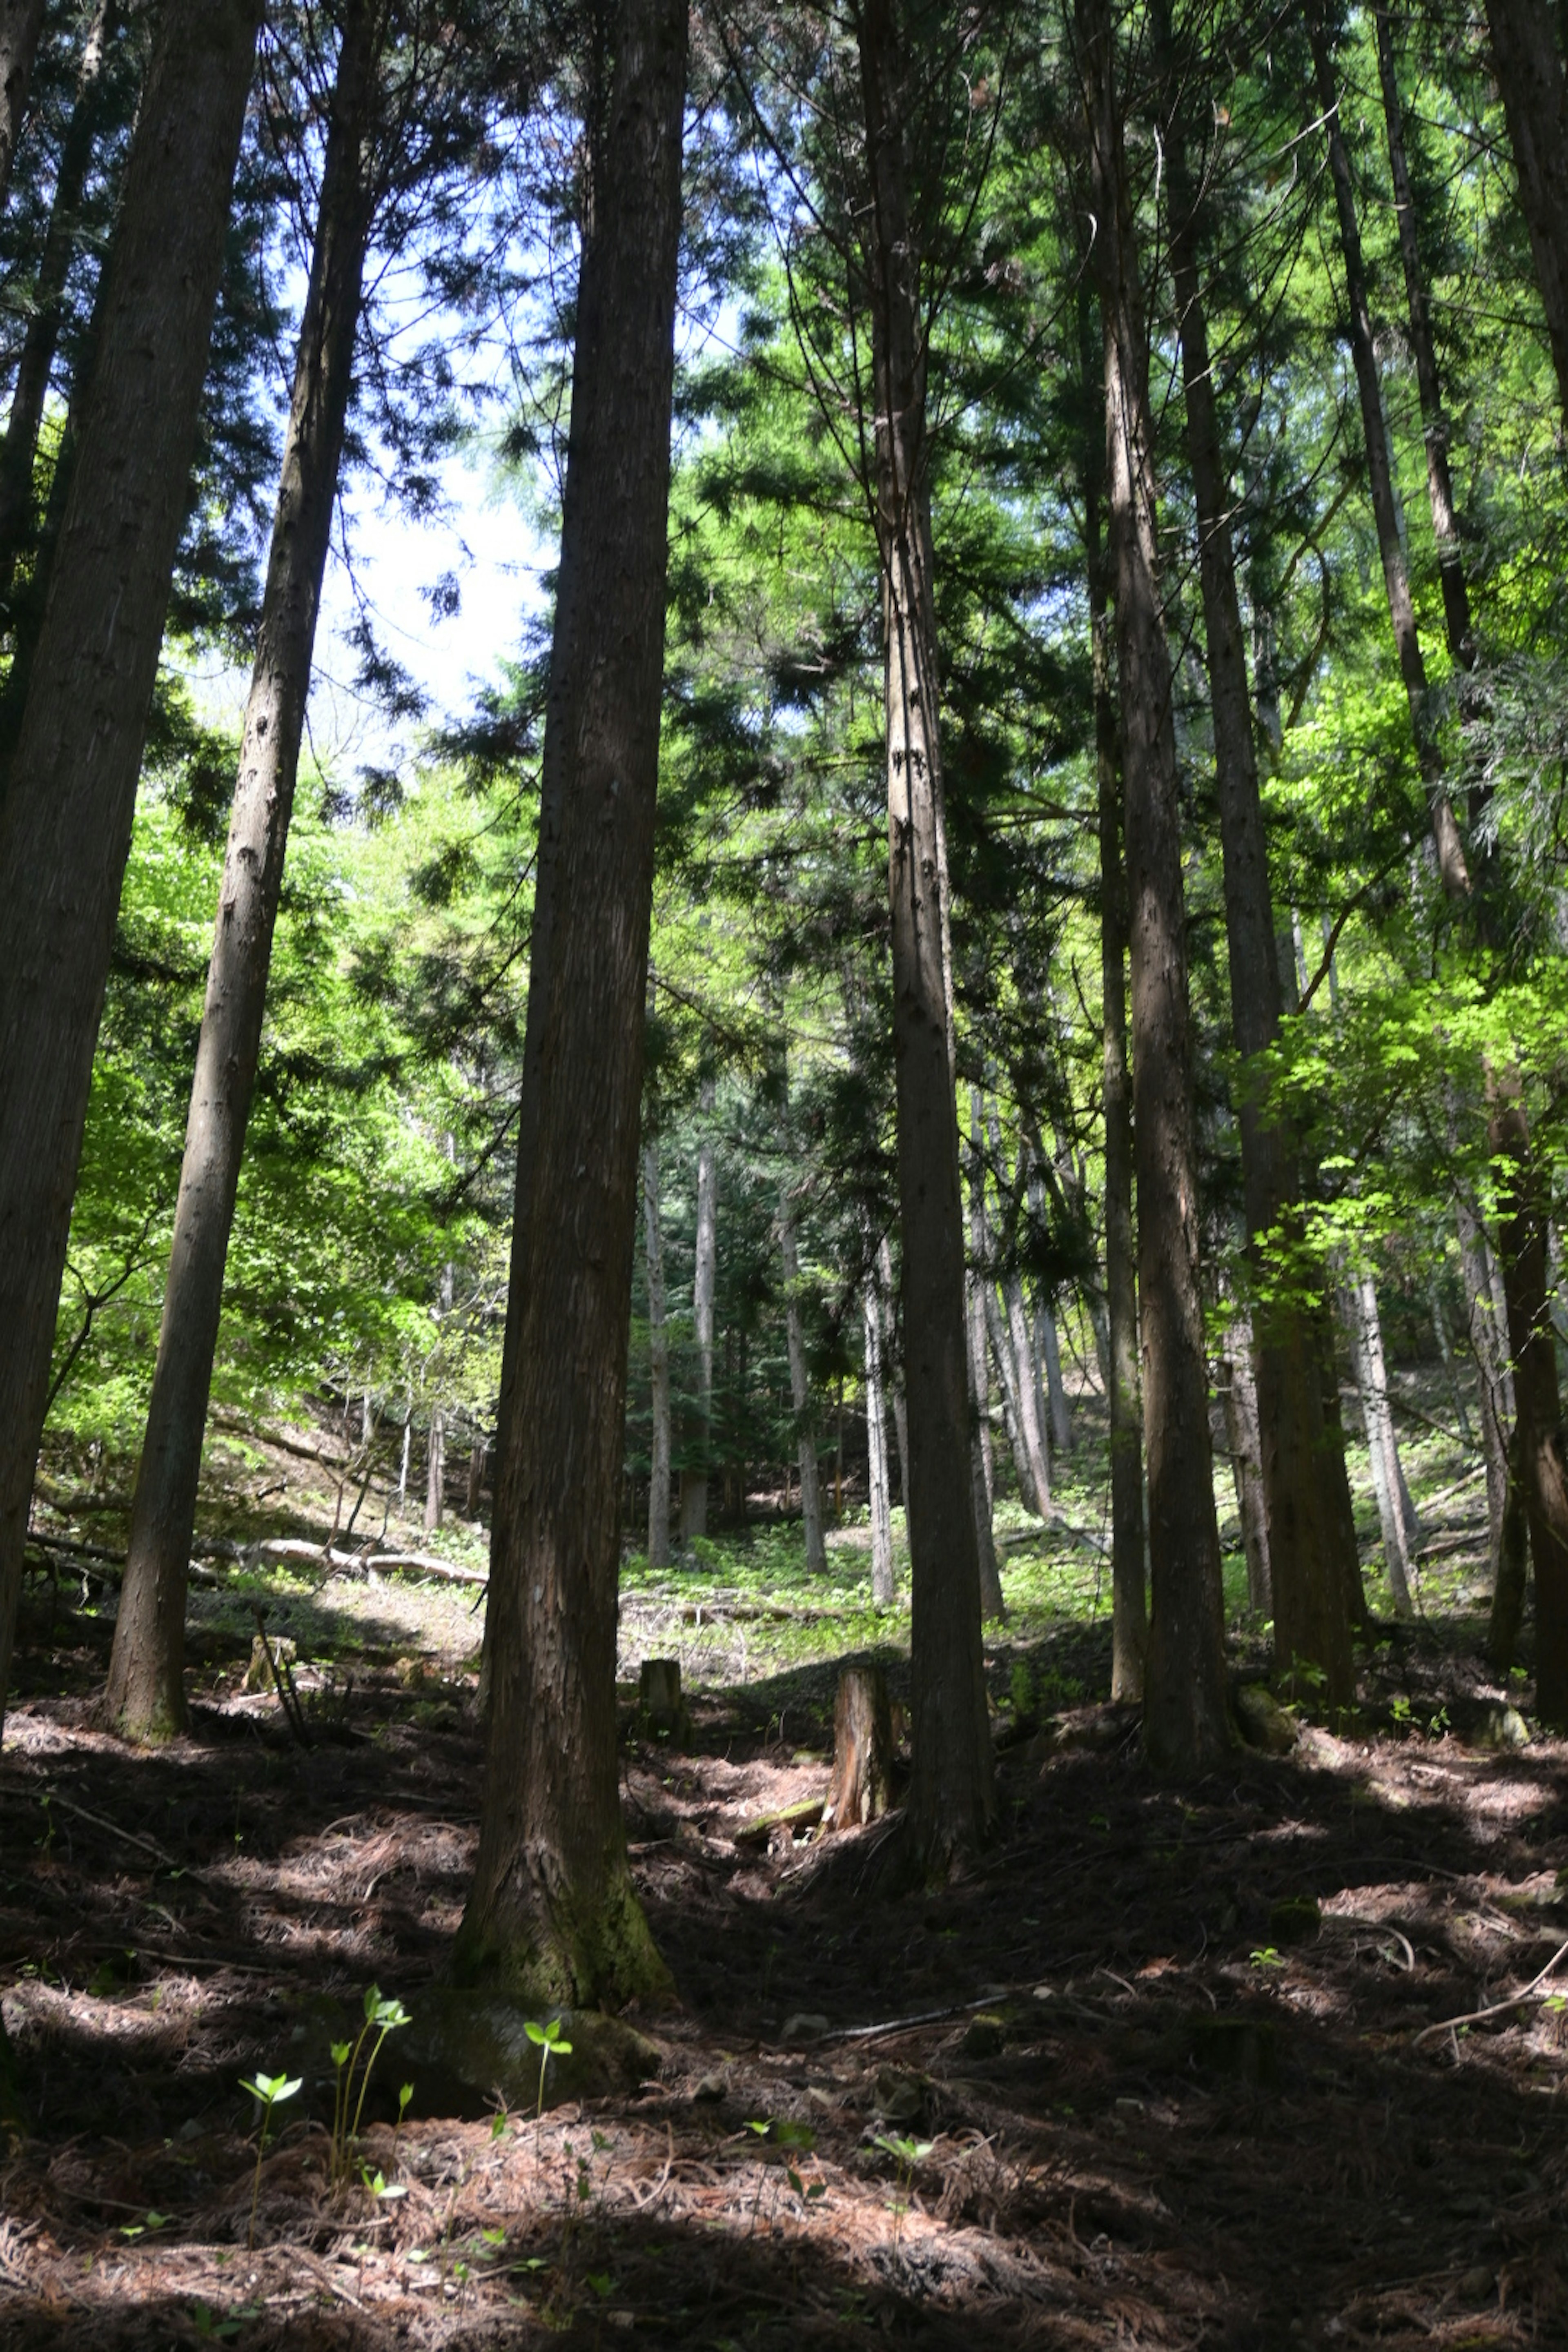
[1,0,1567,2342]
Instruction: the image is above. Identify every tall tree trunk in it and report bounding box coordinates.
[1086,384,1147,1705]
[779,1176,826,1575]
[466,1437,486,1519]
[1373,2,1474,678]
[1306,4,1469,898]
[103,1,384,1741]
[644,1133,671,1570]
[1484,0,1568,424]
[679,1072,717,1544]
[1458,1195,1512,1567]
[0,0,45,206]
[1079,0,1228,1769]
[856,0,994,1861]
[1040,1304,1072,1459]
[1348,1275,1416,1615]
[424,1407,445,1533]
[0,0,261,1737]
[0,0,120,620]
[984,1102,1052,1512]
[1220,1309,1272,1613]
[863,1272,895,1607]
[1160,11,1353,1708]
[455,0,686,2008]
[878,1233,909,1508]
[1488,1080,1568,1718]
[964,1275,1004,1617]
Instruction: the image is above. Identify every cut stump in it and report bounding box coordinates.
[638,1657,690,1744]
[825,1663,894,1830]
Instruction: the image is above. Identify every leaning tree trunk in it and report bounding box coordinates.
[779,1175,827,1575]
[1084,364,1147,1704]
[0,0,45,207]
[863,1271,896,1607]
[644,1131,672,1570]
[1160,10,1352,1708]
[679,1073,717,1543]
[1306,5,1469,898]
[856,0,994,1863]
[0,0,261,1737]
[454,0,686,2009]
[0,0,121,620]
[102,0,384,1742]
[1488,1080,1568,1721]
[1484,0,1568,425]
[1080,0,1229,1770]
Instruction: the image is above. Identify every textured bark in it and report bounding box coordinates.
[456,0,686,2007]
[1309,1301,1373,1635]
[1221,1311,1272,1615]
[1041,1306,1072,1459]
[1489,1423,1531,1667]
[644,1134,672,1570]
[1086,421,1147,1705]
[1348,1276,1415,1615]
[779,1176,827,1575]
[863,1273,895,1607]
[826,1663,895,1830]
[1160,20,1352,1706]
[984,1103,1052,1515]
[1080,0,1227,1769]
[1485,0,1568,423]
[0,0,261,1736]
[0,0,121,619]
[1306,5,1468,898]
[878,1234,909,1509]
[1458,1196,1512,1567]
[466,1438,486,1519]
[104,1,384,1741]
[679,1074,716,1544]
[856,0,993,1861]
[0,0,45,204]
[1488,1082,1568,1719]
[965,1275,1005,1620]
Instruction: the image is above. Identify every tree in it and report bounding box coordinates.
[853,0,995,1861]
[0,0,262,1736]
[105,0,391,1742]
[1484,0,1568,424]
[1076,0,1229,1772]
[0,0,46,204]
[455,0,687,2007]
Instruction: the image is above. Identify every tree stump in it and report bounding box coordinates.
[825,1663,894,1830]
[638,1657,689,1744]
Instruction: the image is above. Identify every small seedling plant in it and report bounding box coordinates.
[524,2015,572,2118]
[872,2132,933,2249]
[329,1984,411,2187]
[239,2071,301,2249]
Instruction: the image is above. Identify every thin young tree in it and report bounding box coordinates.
[679,1070,717,1541]
[455,0,687,2005]
[103,0,392,1740]
[0,0,262,1735]
[1077,0,1230,1769]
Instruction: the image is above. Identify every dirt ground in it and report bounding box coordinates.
[1,1548,1566,2352]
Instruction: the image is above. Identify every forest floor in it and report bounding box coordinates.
[2,1370,1565,2349]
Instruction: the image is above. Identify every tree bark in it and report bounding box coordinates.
[965,1276,1006,1617]
[1221,1309,1272,1614]
[1484,0,1568,425]
[0,0,261,1737]
[1040,1305,1072,1459]
[455,0,686,2008]
[644,1131,672,1570]
[466,1437,486,1519]
[1159,10,1353,1708]
[679,1072,716,1544]
[0,0,121,620]
[102,1,383,1742]
[863,1271,895,1606]
[1348,1275,1416,1615]
[1458,1195,1512,1567]
[1079,0,1228,1769]
[1085,372,1147,1705]
[984,1102,1052,1514]
[1306,4,1469,898]
[855,0,994,1862]
[826,1662,895,1829]
[424,1407,445,1534]
[878,1234,909,1508]
[778,1174,826,1574]
[0,0,45,207]
[1488,1080,1568,1719]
